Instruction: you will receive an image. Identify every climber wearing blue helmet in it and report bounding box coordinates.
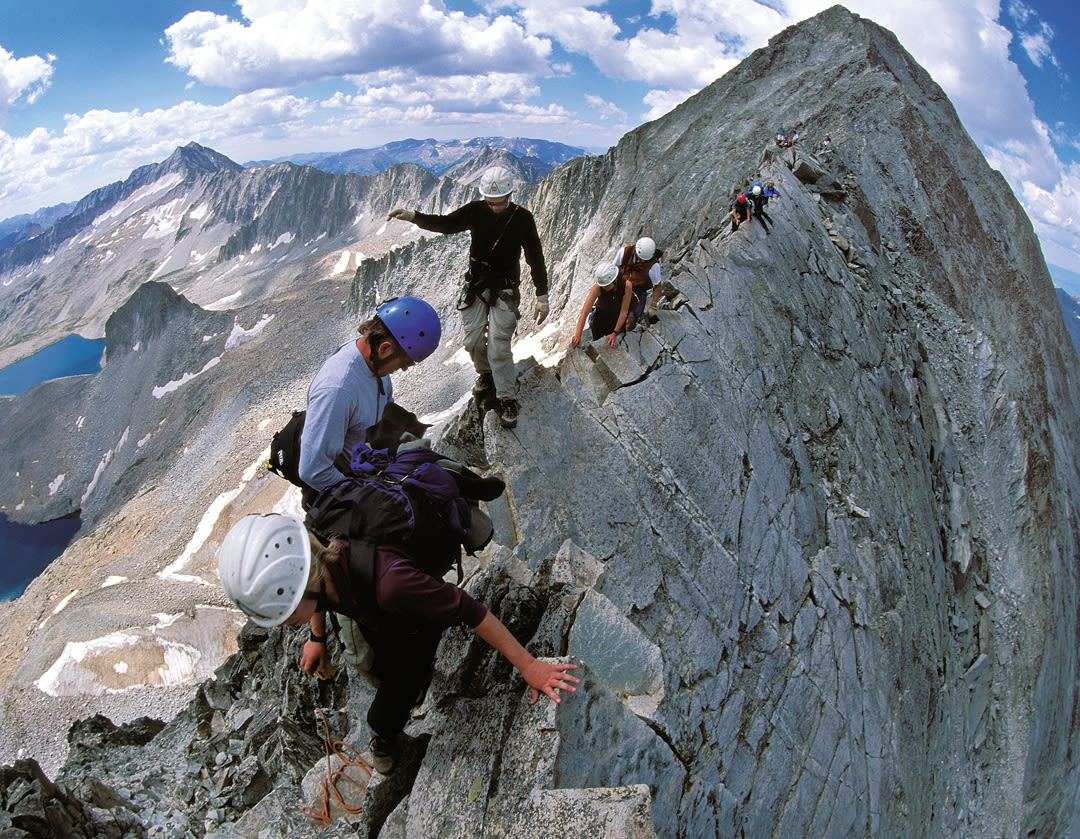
[296,295,441,685]
[299,295,441,492]
[375,295,442,363]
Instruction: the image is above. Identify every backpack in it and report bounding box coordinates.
[303,405,505,570]
[267,410,311,492]
[267,400,432,494]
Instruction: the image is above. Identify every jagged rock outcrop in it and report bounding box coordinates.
[340,5,1080,836]
[2,5,1080,839]
[5,546,656,839]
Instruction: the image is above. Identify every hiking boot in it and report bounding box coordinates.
[369,733,400,775]
[497,398,520,429]
[472,372,495,395]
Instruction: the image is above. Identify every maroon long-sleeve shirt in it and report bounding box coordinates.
[339,543,487,634]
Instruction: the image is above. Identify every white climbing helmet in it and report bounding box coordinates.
[635,236,656,261]
[218,514,311,627]
[479,166,514,198]
[752,185,762,196]
[594,261,619,287]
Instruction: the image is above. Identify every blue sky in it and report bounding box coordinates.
[1,0,1078,289]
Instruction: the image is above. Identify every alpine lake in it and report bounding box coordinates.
[0,335,105,601]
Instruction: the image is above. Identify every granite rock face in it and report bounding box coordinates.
[2,5,1080,838]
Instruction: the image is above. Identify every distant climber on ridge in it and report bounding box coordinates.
[613,236,663,330]
[731,193,752,231]
[571,261,632,348]
[748,184,773,233]
[387,165,549,430]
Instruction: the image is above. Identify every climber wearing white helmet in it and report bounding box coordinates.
[571,261,633,349]
[747,182,773,233]
[218,513,579,775]
[296,296,441,708]
[613,235,664,330]
[387,165,549,430]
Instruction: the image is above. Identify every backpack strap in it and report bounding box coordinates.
[344,542,378,615]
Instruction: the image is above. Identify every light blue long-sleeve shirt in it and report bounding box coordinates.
[299,339,392,491]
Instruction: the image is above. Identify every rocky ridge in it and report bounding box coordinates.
[2,5,1080,838]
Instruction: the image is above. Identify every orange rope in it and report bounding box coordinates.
[302,707,374,826]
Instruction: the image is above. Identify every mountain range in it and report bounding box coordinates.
[244,136,586,178]
[1,5,1079,837]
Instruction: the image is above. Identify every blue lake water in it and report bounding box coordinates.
[0,513,82,601]
[0,334,106,396]
[0,334,100,599]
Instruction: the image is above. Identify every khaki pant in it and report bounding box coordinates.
[338,614,379,685]
[461,296,518,399]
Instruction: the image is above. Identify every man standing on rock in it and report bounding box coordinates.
[387,165,549,430]
[296,296,441,683]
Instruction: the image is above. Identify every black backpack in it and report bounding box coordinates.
[266,410,310,492]
[267,403,503,562]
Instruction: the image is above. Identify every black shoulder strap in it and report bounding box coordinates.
[344,542,378,615]
[489,205,518,253]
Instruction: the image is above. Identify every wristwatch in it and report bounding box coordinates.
[308,630,327,644]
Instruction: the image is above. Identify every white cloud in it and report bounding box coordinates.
[642,87,695,122]
[164,0,552,91]
[1019,31,1053,70]
[0,90,317,214]
[500,0,760,89]
[336,70,543,110]
[0,45,55,124]
[1006,0,1060,69]
[584,94,626,122]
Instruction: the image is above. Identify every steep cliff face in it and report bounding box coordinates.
[336,5,1080,836]
[1,5,1079,839]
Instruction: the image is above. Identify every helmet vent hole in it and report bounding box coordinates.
[276,587,285,596]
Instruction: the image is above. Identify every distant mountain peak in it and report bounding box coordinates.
[137,142,242,183]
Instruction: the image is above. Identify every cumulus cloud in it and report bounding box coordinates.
[0,45,55,125]
[498,0,764,89]
[165,0,552,91]
[0,90,317,213]
[584,94,626,122]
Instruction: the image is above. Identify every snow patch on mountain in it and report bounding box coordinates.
[95,175,184,228]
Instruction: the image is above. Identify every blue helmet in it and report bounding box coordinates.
[376,296,441,362]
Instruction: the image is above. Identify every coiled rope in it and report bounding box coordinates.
[302,707,374,826]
